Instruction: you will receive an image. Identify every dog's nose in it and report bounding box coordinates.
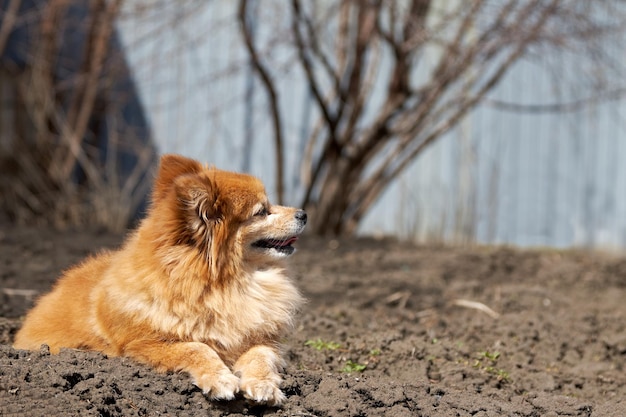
[295,210,307,225]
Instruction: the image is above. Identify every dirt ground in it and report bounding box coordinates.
[1,225,625,417]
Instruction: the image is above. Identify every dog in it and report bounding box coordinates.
[14,154,307,405]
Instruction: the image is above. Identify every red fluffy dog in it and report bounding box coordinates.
[14,154,307,405]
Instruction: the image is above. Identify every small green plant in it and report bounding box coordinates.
[341,360,367,373]
[304,338,341,351]
[494,368,510,381]
[369,348,381,356]
[478,351,500,361]
[473,351,510,382]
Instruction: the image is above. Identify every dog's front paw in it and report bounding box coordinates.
[240,374,285,405]
[194,369,240,400]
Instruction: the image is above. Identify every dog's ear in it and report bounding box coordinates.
[174,175,221,224]
[153,154,204,202]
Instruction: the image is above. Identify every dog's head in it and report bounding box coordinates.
[148,154,306,273]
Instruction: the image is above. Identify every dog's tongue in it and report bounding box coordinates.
[280,236,298,247]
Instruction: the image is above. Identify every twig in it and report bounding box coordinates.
[451,298,500,319]
[415,308,436,319]
[384,291,411,309]
[1,288,39,298]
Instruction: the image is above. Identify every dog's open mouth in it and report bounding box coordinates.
[252,236,298,254]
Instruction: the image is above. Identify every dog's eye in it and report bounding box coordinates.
[254,207,269,217]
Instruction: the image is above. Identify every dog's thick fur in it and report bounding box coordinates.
[14,154,307,405]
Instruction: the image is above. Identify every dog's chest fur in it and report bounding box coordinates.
[96,264,301,354]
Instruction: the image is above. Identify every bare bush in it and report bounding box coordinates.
[0,0,155,231]
[239,0,626,235]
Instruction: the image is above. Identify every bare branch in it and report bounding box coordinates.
[292,0,342,208]
[0,0,20,56]
[344,0,562,232]
[482,88,626,113]
[58,0,123,181]
[238,0,284,204]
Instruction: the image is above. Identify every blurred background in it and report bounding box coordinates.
[1,0,626,248]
